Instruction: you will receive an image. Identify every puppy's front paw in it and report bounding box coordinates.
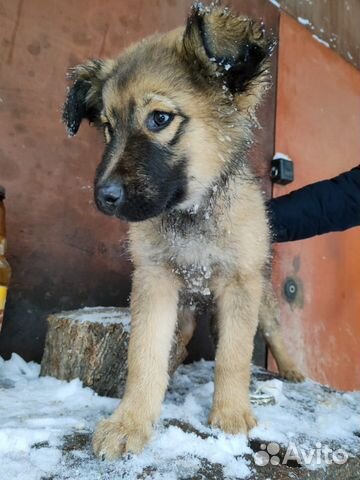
[92,412,152,460]
[209,404,257,435]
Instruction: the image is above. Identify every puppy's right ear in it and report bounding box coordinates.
[62,59,114,137]
[183,4,274,95]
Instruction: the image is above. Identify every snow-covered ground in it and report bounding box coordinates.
[0,354,360,480]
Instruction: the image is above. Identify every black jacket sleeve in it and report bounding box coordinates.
[268,165,360,243]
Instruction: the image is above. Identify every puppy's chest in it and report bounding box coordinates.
[172,258,213,298]
[164,229,223,298]
[154,211,232,299]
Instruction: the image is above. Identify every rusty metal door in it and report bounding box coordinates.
[271,13,360,391]
[0,0,278,364]
[0,0,191,361]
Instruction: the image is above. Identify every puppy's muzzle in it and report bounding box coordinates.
[96,182,124,216]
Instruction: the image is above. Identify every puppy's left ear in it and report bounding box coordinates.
[183,4,275,93]
[62,59,114,137]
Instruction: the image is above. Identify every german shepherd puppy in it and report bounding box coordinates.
[63,4,304,459]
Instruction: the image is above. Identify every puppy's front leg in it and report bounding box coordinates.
[93,266,179,459]
[209,273,262,434]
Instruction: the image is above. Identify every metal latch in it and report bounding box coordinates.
[271,154,294,185]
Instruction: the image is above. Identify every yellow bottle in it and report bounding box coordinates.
[0,186,11,332]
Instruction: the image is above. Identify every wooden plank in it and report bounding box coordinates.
[275,0,360,70]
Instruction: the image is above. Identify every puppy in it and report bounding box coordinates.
[63,3,303,459]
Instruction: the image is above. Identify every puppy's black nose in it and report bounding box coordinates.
[96,183,124,215]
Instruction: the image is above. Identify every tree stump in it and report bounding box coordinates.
[40,307,193,398]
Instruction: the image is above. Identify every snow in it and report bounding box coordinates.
[312,34,330,49]
[0,353,117,480]
[251,373,360,450]
[297,17,311,26]
[58,306,131,332]
[1,355,360,479]
[254,378,284,404]
[268,0,280,8]
[273,151,292,161]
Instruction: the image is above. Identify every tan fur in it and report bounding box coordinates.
[64,4,303,459]
[93,174,269,458]
[93,266,180,457]
[209,272,262,433]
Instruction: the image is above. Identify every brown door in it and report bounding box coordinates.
[271,13,360,391]
[0,0,191,361]
[0,0,279,364]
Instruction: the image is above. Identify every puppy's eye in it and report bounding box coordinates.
[147,111,174,132]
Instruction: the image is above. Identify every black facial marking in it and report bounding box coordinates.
[95,131,187,222]
[126,98,136,129]
[169,117,189,146]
